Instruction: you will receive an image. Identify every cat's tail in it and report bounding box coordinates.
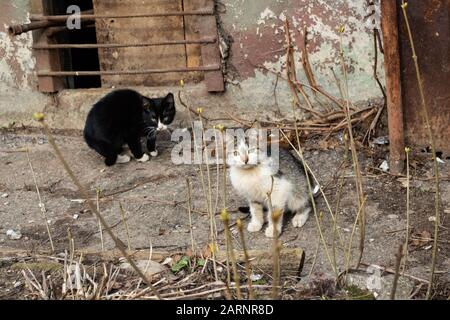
[289,149,321,200]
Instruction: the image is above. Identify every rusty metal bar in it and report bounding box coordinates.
[9,20,62,36]
[37,65,221,77]
[9,10,95,36]
[33,37,217,49]
[381,0,405,174]
[30,10,214,22]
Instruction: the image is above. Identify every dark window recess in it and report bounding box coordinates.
[46,0,101,89]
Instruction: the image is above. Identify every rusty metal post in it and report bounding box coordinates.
[381,0,405,174]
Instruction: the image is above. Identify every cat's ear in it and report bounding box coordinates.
[164,93,175,108]
[142,97,152,110]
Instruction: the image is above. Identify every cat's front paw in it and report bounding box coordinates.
[265,225,281,238]
[247,221,263,233]
[292,212,309,228]
[137,154,150,163]
[150,150,158,157]
[117,154,131,164]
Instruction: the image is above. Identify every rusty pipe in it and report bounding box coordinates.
[37,65,221,77]
[8,20,62,35]
[381,0,405,174]
[33,37,217,49]
[30,10,214,22]
[9,10,95,36]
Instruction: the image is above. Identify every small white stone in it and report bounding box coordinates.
[379,160,389,172]
[388,214,398,219]
[6,229,22,240]
[1,193,8,198]
[428,216,436,222]
[73,214,79,220]
[250,273,263,281]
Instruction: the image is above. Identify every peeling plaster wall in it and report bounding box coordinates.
[221,0,383,104]
[0,0,52,127]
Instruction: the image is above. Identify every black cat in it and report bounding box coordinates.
[83,89,176,166]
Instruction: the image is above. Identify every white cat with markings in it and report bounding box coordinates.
[228,137,313,238]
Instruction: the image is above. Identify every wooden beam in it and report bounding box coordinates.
[1,247,305,276]
[195,0,225,92]
[31,0,64,93]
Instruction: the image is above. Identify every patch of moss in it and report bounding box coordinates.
[343,285,376,300]
[11,261,62,273]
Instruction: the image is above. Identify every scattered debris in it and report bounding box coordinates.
[372,136,389,145]
[379,160,389,172]
[6,229,22,240]
[344,267,414,300]
[436,157,445,164]
[70,199,86,204]
[411,230,432,247]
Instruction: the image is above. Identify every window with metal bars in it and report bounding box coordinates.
[20,0,224,92]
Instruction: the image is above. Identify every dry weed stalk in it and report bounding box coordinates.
[220,209,242,300]
[185,178,196,254]
[338,26,366,267]
[178,88,219,281]
[390,243,405,300]
[118,201,132,251]
[400,0,441,300]
[403,147,411,274]
[236,218,255,299]
[96,188,105,252]
[344,196,367,276]
[283,19,340,276]
[33,114,162,300]
[25,148,55,252]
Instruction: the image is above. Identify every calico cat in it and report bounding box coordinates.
[228,136,314,238]
[83,89,176,166]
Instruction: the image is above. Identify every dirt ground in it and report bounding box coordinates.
[0,128,449,299]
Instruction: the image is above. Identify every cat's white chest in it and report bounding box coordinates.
[230,167,271,201]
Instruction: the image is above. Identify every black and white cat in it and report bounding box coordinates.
[83,89,176,166]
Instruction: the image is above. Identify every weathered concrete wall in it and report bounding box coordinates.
[0,0,383,130]
[0,0,52,127]
[220,0,383,104]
